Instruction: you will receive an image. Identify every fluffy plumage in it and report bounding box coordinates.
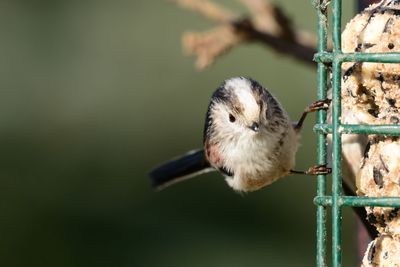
[150,77,298,192]
[203,77,298,191]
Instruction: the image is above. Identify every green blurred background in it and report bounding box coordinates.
[0,0,360,266]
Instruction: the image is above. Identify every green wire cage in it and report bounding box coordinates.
[312,0,400,266]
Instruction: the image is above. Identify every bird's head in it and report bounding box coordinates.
[205,77,277,142]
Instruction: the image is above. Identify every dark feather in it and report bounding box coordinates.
[149,149,213,190]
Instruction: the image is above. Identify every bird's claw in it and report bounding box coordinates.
[306,98,331,112]
[306,164,332,175]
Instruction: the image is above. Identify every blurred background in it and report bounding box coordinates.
[0,0,366,266]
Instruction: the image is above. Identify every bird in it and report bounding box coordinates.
[150,77,331,192]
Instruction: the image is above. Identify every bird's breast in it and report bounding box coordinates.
[220,128,298,192]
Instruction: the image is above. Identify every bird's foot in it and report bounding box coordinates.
[305,98,331,113]
[305,164,332,175]
[290,164,331,175]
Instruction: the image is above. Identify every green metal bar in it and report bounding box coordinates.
[314,52,400,63]
[331,1,342,266]
[331,60,343,267]
[332,0,341,53]
[314,196,332,206]
[315,0,328,265]
[314,196,400,207]
[313,1,400,266]
[314,124,400,135]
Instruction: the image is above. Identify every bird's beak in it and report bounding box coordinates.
[249,122,260,132]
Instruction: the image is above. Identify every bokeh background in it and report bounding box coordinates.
[0,1,362,266]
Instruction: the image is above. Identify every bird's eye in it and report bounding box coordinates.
[229,113,236,123]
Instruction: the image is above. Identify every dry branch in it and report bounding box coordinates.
[171,0,320,69]
[171,0,235,23]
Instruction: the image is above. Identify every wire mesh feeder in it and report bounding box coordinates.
[312,0,400,266]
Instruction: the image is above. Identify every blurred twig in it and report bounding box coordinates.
[172,0,236,22]
[171,0,320,69]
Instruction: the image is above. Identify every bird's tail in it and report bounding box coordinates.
[149,149,214,190]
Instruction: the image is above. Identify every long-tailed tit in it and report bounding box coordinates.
[150,77,331,192]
